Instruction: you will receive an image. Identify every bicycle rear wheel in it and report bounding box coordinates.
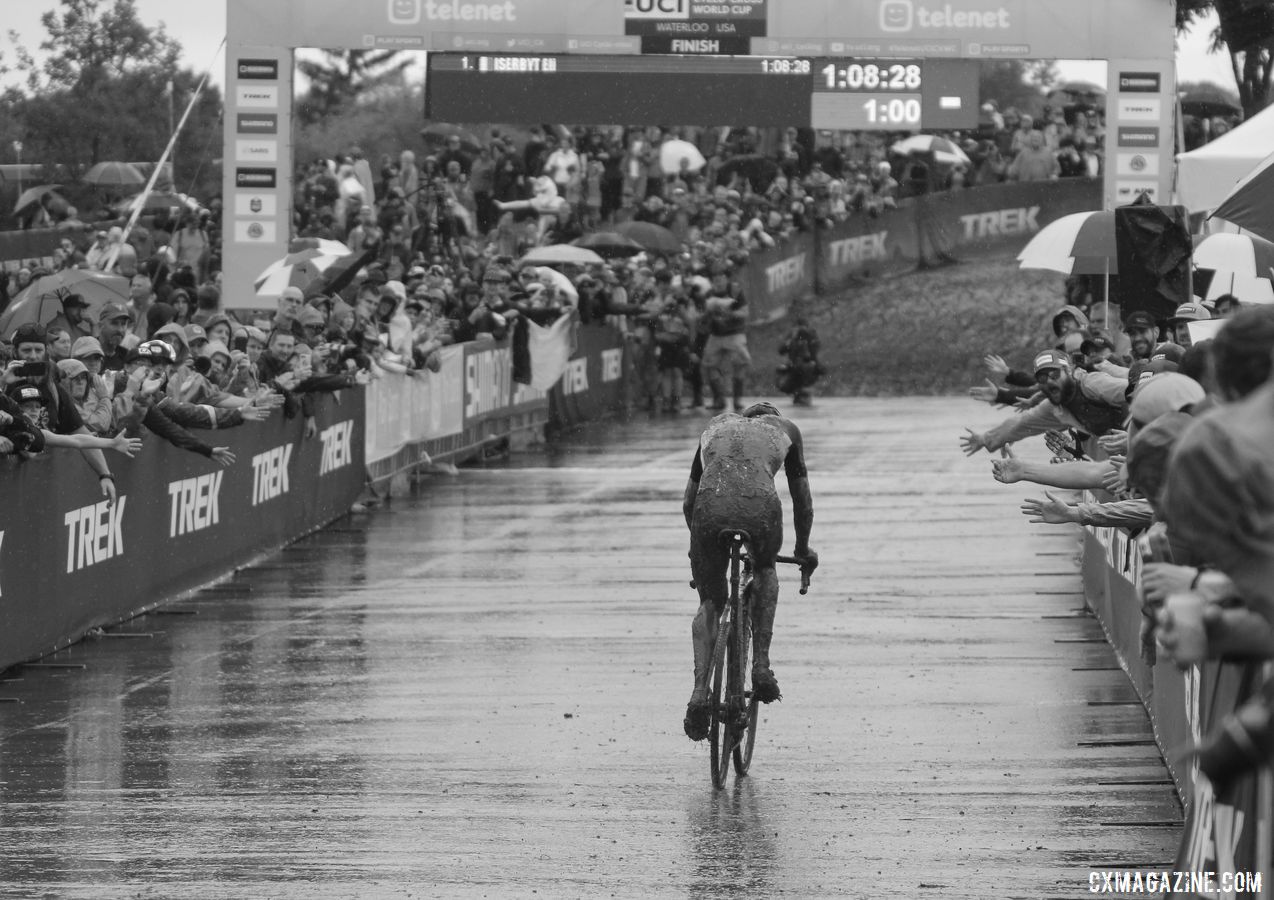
[707,604,732,789]
[733,584,759,776]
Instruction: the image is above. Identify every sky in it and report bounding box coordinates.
[0,2,1241,95]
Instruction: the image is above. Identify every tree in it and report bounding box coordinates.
[1177,0,1274,119]
[1,0,223,203]
[978,60,1058,119]
[295,50,414,126]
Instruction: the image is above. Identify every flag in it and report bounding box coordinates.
[526,310,577,391]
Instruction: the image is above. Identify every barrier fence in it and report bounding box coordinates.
[0,391,365,669]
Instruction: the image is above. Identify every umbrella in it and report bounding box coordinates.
[572,231,645,259]
[1017,211,1118,275]
[1046,81,1106,110]
[0,269,130,338]
[1179,85,1241,120]
[659,139,706,174]
[254,242,355,297]
[111,190,196,217]
[613,221,683,255]
[13,184,62,216]
[1193,232,1274,302]
[715,154,779,191]
[518,244,604,267]
[287,236,352,258]
[1211,151,1274,242]
[83,161,146,188]
[420,123,482,154]
[889,135,971,166]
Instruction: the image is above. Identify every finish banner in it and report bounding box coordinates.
[548,323,626,428]
[0,391,366,671]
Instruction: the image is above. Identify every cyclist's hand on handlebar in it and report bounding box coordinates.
[796,548,818,574]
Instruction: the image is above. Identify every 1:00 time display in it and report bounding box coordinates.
[822,62,921,91]
[862,96,921,125]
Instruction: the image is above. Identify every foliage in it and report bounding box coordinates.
[295,50,414,126]
[295,86,430,170]
[977,60,1058,119]
[1175,0,1274,119]
[0,0,223,204]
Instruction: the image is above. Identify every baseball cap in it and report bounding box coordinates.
[1168,302,1211,324]
[1147,342,1185,373]
[55,358,88,380]
[1123,311,1157,332]
[1033,349,1072,375]
[61,293,90,308]
[244,326,268,344]
[99,302,134,323]
[1125,411,1194,500]
[71,336,104,359]
[6,383,43,404]
[1129,372,1205,429]
[406,265,427,280]
[203,340,232,361]
[184,324,208,344]
[10,323,47,347]
[280,286,304,303]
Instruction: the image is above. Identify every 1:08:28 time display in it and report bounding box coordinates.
[822,62,921,90]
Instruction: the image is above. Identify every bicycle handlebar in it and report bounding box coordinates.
[775,555,814,595]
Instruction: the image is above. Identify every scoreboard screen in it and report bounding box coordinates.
[426,53,979,130]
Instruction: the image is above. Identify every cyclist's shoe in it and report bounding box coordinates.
[684,697,712,741]
[752,667,782,704]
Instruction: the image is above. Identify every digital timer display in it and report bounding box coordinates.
[426,54,978,132]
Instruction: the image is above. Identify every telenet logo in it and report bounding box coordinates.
[879,0,1011,32]
[388,0,518,25]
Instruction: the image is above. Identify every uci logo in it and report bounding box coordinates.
[880,0,914,31]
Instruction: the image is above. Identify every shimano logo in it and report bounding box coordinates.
[879,0,1011,31]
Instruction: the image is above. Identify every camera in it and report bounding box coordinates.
[16,361,47,378]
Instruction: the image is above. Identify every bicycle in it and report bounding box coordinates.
[702,529,813,789]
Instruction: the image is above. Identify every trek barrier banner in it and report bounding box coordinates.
[1082,524,1271,882]
[738,232,817,324]
[815,179,1104,293]
[548,323,626,428]
[0,391,365,671]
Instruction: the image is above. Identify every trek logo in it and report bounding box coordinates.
[959,206,1038,240]
[319,421,354,475]
[1179,781,1245,886]
[168,472,223,538]
[766,254,807,292]
[560,358,589,395]
[64,497,127,574]
[879,0,1011,31]
[252,444,294,506]
[388,0,518,25]
[828,232,887,268]
[601,348,623,383]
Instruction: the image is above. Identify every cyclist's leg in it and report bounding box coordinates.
[748,500,784,703]
[685,523,729,741]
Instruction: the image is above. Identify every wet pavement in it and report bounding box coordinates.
[0,398,1180,898]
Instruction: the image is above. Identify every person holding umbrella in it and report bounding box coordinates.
[47,293,95,342]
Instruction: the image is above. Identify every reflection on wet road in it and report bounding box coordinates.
[0,399,1180,898]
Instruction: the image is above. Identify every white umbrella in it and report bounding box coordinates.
[1016,211,1117,275]
[659,139,707,174]
[518,244,605,267]
[1192,232,1274,304]
[254,243,355,297]
[888,135,971,166]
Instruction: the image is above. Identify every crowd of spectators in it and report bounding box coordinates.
[960,283,1274,791]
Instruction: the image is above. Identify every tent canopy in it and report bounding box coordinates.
[1176,103,1274,214]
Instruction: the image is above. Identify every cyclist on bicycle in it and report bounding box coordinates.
[682,401,817,741]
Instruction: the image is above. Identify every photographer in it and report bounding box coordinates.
[2,323,121,501]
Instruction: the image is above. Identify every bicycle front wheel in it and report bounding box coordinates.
[707,606,732,789]
[733,586,759,776]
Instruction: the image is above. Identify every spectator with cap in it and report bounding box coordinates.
[97,302,137,373]
[1,382,140,459]
[56,357,114,434]
[112,340,240,465]
[47,293,95,342]
[2,322,122,500]
[1166,301,1211,348]
[961,348,1128,456]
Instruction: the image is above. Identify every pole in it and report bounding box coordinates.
[104,38,225,272]
[1104,257,1109,329]
[167,79,176,182]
